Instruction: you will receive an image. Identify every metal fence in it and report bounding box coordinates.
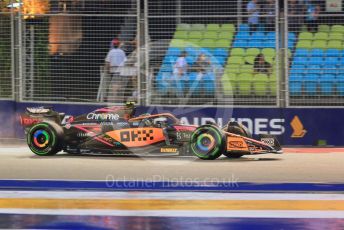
[146,0,280,106]
[1,0,344,107]
[17,0,140,103]
[286,0,344,106]
[0,6,13,99]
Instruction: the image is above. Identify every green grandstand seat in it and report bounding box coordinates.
[221,24,236,32]
[265,56,275,64]
[191,24,206,31]
[296,40,312,49]
[300,25,308,32]
[176,24,190,31]
[327,40,342,49]
[222,73,237,81]
[241,64,254,74]
[269,71,277,82]
[328,33,343,41]
[188,31,203,39]
[313,32,328,40]
[299,32,313,40]
[199,39,216,48]
[331,25,344,33]
[227,56,244,65]
[221,73,237,96]
[231,48,245,56]
[287,49,292,58]
[237,73,253,96]
[261,48,275,57]
[170,39,186,47]
[269,76,277,96]
[207,24,221,31]
[187,39,201,47]
[216,39,231,48]
[218,31,234,40]
[318,24,330,33]
[203,31,218,39]
[244,55,256,65]
[246,48,260,57]
[312,40,327,49]
[225,65,241,74]
[253,73,269,96]
[174,31,188,39]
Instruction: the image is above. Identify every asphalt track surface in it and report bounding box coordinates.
[0,145,343,183]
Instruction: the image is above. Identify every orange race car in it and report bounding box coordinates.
[20,102,282,160]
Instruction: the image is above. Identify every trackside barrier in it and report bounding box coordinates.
[1,101,344,146]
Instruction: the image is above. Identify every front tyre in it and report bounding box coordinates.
[190,125,224,160]
[27,122,62,156]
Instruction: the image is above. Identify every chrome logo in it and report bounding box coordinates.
[196,133,215,152]
[33,130,50,148]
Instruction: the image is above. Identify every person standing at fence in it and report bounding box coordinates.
[123,37,139,101]
[194,53,212,97]
[247,0,260,32]
[305,4,321,32]
[104,38,127,102]
[263,0,276,31]
[194,53,211,75]
[173,51,188,97]
[288,0,306,32]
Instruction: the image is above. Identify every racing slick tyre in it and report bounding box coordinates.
[190,125,225,160]
[225,121,252,138]
[27,121,63,156]
[223,121,251,158]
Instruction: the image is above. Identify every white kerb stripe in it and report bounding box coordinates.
[0,209,343,218]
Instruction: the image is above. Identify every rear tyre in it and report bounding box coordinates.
[27,122,63,156]
[190,125,224,160]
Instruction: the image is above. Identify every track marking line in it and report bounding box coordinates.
[0,199,343,211]
[0,209,343,218]
[0,191,343,200]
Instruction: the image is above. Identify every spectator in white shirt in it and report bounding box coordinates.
[173,51,188,77]
[105,39,127,73]
[247,0,260,31]
[104,39,127,102]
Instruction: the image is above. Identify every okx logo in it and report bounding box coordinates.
[290,116,307,138]
[120,129,154,142]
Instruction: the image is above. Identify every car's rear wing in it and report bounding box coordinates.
[26,106,53,114]
[20,107,63,129]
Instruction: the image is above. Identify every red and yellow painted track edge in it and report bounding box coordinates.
[0,198,343,211]
[283,148,344,154]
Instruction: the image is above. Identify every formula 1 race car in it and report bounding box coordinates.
[20,102,282,160]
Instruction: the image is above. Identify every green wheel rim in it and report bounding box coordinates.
[28,123,57,155]
[191,126,223,159]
